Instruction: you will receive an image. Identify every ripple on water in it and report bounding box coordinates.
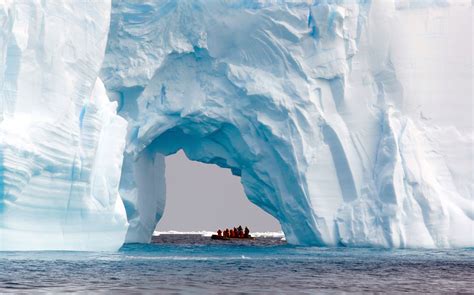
[1,236,473,293]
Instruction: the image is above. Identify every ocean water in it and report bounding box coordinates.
[1,234,473,294]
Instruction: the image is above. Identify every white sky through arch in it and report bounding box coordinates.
[156,151,281,232]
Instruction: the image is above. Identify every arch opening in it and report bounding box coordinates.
[156,150,281,233]
[121,118,323,246]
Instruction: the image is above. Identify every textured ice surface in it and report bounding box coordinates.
[101,0,473,248]
[0,1,128,251]
[0,0,472,250]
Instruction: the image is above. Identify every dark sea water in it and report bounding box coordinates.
[0,234,473,294]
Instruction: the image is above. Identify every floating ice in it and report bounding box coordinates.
[0,0,472,251]
[102,0,473,248]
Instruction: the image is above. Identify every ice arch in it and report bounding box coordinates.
[100,0,473,248]
[1,0,471,251]
[113,48,324,245]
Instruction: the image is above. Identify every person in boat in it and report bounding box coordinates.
[237,225,243,238]
[230,229,235,238]
[233,227,238,238]
[224,228,229,238]
[244,226,250,238]
[217,229,222,237]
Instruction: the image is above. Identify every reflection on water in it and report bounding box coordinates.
[1,235,473,293]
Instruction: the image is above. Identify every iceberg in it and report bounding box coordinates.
[1,0,472,250]
[0,0,128,251]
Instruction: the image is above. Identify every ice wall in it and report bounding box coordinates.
[0,0,471,251]
[0,1,128,251]
[102,0,473,247]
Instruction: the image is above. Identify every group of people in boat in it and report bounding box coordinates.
[216,225,250,238]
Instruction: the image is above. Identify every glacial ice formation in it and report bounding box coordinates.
[0,0,128,251]
[101,0,473,248]
[0,0,473,250]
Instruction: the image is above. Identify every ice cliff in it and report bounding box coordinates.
[0,0,128,250]
[1,0,473,250]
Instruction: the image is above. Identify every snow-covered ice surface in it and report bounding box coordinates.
[0,1,128,251]
[0,0,472,250]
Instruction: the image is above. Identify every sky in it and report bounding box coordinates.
[155,151,281,232]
